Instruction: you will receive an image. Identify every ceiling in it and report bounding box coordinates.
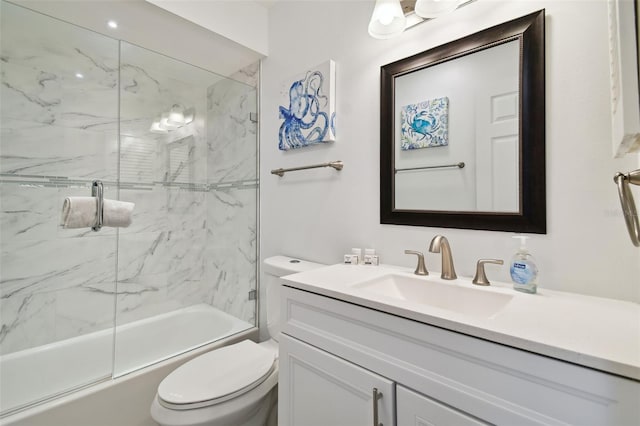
[10,0,264,77]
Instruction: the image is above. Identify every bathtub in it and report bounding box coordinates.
[0,304,254,419]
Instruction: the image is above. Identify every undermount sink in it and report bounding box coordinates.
[351,274,513,318]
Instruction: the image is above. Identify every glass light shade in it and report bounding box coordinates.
[167,104,185,126]
[149,119,168,134]
[414,0,460,19]
[183,107,195,124]
[160,113,179,130]
[368,0,407,39]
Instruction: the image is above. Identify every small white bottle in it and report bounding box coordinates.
[509,236,538,294]
[363,249,379,266]
[351,248,363,264]
[343,254,358,265]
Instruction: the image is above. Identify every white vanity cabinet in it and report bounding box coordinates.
[279,285,640,426]
[396,385,487,426]
[278,334,395,426]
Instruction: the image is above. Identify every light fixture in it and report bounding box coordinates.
[160,113,179,131]
[414,0,460,19]
[150,118,168,134]
[150,105,195,134]
[369,0,471,39]
[368,0,407,39]
[107,20,118,29]
[167,104,185,127]
[75,72,84,79]
[183,108,195,125]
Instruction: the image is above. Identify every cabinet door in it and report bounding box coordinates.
[279,334,395,426]
[397,385,488,426]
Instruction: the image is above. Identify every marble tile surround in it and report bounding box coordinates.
[0,183,119,354]
[207,63,259,184]
[206,187,258,324]
[205,64,259,325]
[1,0,260,359]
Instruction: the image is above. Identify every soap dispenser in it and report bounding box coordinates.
[509,236,538,294]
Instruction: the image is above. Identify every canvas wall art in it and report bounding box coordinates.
[400,97,449,150]
[278,60,336,151]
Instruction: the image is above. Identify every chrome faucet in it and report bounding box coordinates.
[428,235,457,280]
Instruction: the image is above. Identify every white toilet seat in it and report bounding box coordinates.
[151,362,279,426]
[157,340,276,410]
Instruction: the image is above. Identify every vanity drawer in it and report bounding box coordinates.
[397,385,488,426]
[281,286,640,426]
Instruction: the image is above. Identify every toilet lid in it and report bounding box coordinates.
[158,340,276,408]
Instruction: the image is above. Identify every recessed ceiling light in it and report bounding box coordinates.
[75,73,84,79]
[107,20,118,29]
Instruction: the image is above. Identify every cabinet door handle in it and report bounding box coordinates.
[372,387,383,426]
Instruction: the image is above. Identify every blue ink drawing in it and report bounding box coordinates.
[278,60,336,150]
[400,97,449,150]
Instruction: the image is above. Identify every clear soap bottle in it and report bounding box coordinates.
[509,236,538,294]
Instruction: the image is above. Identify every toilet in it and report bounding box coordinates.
[150,255,324,426]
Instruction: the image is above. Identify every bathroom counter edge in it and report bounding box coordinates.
[281,264,640,381]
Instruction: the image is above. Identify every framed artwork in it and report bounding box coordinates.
[400,97,449,150]
[278,60,336,150]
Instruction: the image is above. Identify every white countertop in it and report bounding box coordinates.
[282,263,640,381]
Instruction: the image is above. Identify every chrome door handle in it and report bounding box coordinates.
[372,387,383,426]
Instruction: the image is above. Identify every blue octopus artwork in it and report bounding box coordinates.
[400,97,449,150]
[278,61,336,150]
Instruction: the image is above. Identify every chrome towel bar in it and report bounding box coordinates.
[395,162,465,173]
[271,160,343,177]
[614,169,640,247]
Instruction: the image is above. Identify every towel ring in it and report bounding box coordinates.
[614,169,640,247]
[91,180,104,232]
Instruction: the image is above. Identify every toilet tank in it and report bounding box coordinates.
[262,256,324,341]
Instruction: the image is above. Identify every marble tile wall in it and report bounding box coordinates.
[113,41,214,334]
[205,62,259,325]
[1,0,260,358]
[206,187,257,324]
[207,63,259,184]
[0,1,120,355]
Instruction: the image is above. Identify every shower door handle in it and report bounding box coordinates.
[614,169,640,247]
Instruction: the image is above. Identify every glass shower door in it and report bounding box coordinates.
[114,42,258,376]
[0,0,259,414]
[0,1,119,415]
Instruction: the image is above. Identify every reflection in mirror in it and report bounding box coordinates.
[394,40,520,212]
[380,10,546,233]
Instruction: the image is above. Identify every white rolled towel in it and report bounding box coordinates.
[103,198,135,227]
[61,197,135,229]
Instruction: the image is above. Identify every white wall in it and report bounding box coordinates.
[260,0,640,322]
[147,0,269,56]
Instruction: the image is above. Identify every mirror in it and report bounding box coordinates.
[380,10,546,233]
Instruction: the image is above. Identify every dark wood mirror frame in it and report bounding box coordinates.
[380,10,546,233]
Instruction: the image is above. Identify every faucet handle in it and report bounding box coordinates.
[472,259,504,286]
[404,250,429,276]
